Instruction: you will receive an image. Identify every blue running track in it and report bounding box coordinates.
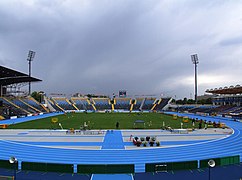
[0,112,241,174]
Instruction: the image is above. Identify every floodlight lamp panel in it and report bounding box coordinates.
[208,159,215,167]
[32,51,36,58]
[191,54,199,64]
[9,156,17,164]
[28,50,36,59]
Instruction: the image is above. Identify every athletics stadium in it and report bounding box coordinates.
[0,65,241,180]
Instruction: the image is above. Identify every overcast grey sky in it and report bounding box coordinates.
[0,0,242,98]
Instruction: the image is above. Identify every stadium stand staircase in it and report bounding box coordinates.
[151,99,161,111]
[72,103,79,111]
[92,104,97,111]
[44,96,56,112]
[140,98,145,110]
[130,99,134,111]
[108,98,115,111]
[132,98,144,111]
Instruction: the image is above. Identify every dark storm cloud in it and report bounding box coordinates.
[0,0,242,98]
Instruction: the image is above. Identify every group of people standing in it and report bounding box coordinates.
[192,118,221,129]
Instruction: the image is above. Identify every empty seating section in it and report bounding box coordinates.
[114,98,131,110]
[177,105,196,112]
[211,105,237,115]
[177,105,218,114]
[132,98,143,111]
[188,106,207,113]
[92,98,111,110]
[10,98,37,114]
[194,106,219,113]
[21,97,47,112]
[85,99,95,111]
[142,98,156,111]
[52,97,75,111]
[71,98,91,110]
[176,104,242,116]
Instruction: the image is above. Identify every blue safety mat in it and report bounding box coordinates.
[91,174,133,180]
[101,130,125,149]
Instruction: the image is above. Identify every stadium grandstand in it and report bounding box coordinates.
[71,97,95,111]
[131,97,144,111]
[46,96,172,113]
[0,65,46,119]
[92,97,111,111]
[205,85,242,119]
[170,84,242,120]
[114,97,131,111]
[51,97,77,111]
[142,97,156,111]
[1,64,241,121]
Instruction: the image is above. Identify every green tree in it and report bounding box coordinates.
[187,99,195,104]
[31,91,44,103]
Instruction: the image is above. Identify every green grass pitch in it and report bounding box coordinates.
[7,112,201,130]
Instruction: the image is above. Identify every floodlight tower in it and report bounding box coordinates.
[27,50,36,95]
[191,54,199,104]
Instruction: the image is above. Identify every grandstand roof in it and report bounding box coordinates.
[0,65,41,86]
[205,85,242,94]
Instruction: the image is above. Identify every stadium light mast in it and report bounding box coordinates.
[27,50,36,96]
[191,54,199,104]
